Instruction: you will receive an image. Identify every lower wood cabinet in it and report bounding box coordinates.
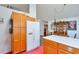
[72,48,79,54]
[58,49,70,54]
[43,39,58,54]
[43,39,79,54]
[44,46,57,54]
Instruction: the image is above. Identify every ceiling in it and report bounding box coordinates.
[36,4,79,21]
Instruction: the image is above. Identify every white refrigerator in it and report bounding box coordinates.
[26,21,40,51]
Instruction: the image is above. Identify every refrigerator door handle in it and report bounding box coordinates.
[28,33,33,35]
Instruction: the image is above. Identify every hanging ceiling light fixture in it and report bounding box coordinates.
[53,4,67,32]
[54,4,67,21]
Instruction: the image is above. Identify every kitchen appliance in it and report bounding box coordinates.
[26,21,40,51]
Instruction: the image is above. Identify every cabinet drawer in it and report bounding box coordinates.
[58,43,72,52]
[72,48,79,54]
[44,39,58,47]
[58,49,70,54]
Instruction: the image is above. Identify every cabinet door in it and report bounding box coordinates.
[44,46,57,54]
[21,14,26,27]
[58,49,70,54]
[33,22,40,49]
[20,28,26,51]
[44,39,57,47]
[72,48,79,54]
[43,39,58,54]
[12,28,21,53]
[59,43,70,51]
[12,12,21,27]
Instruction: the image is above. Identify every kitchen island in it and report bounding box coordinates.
[43,35,79,54]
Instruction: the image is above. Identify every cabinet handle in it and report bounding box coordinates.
[28,33,33,35]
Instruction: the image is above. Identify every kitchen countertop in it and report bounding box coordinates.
[43,35,79,49]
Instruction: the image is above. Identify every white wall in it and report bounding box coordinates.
[0,6,12,53]
[48,16,79,39]
[48,20,54,32]
[29,4,36,18]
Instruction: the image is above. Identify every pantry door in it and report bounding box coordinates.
[12,12,21,53]
[20,28,26,51]
[26,21,34,51]
[20,14,26,52]
[12,28,21,53]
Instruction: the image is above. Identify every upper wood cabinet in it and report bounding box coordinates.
[12,12,27,28]
[21,14,26,28]
[12,12,21,27]
[26,16,37,22]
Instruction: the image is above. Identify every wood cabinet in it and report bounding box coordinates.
[58,43,72,52]
[58,43,79,54]
[58,49,70,54]
[43,39,58,54]
[11,12,38,53]
[20,14,26,28]
[20,28,26,52]
[53,21,68,36]
[12,12,21,27]
[44,46,57,54]
[12,28,21,53]
[58,43,72,54]
[72,48,79,54]
[43,39,79,54]
[26,16,36,22]
[12,12,26,53]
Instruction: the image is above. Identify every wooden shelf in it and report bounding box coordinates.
[53,21,68,36]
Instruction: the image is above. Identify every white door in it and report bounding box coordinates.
[33,22,40,49]
[27,21,34,51]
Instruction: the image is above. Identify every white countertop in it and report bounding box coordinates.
[43,35,79,49]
